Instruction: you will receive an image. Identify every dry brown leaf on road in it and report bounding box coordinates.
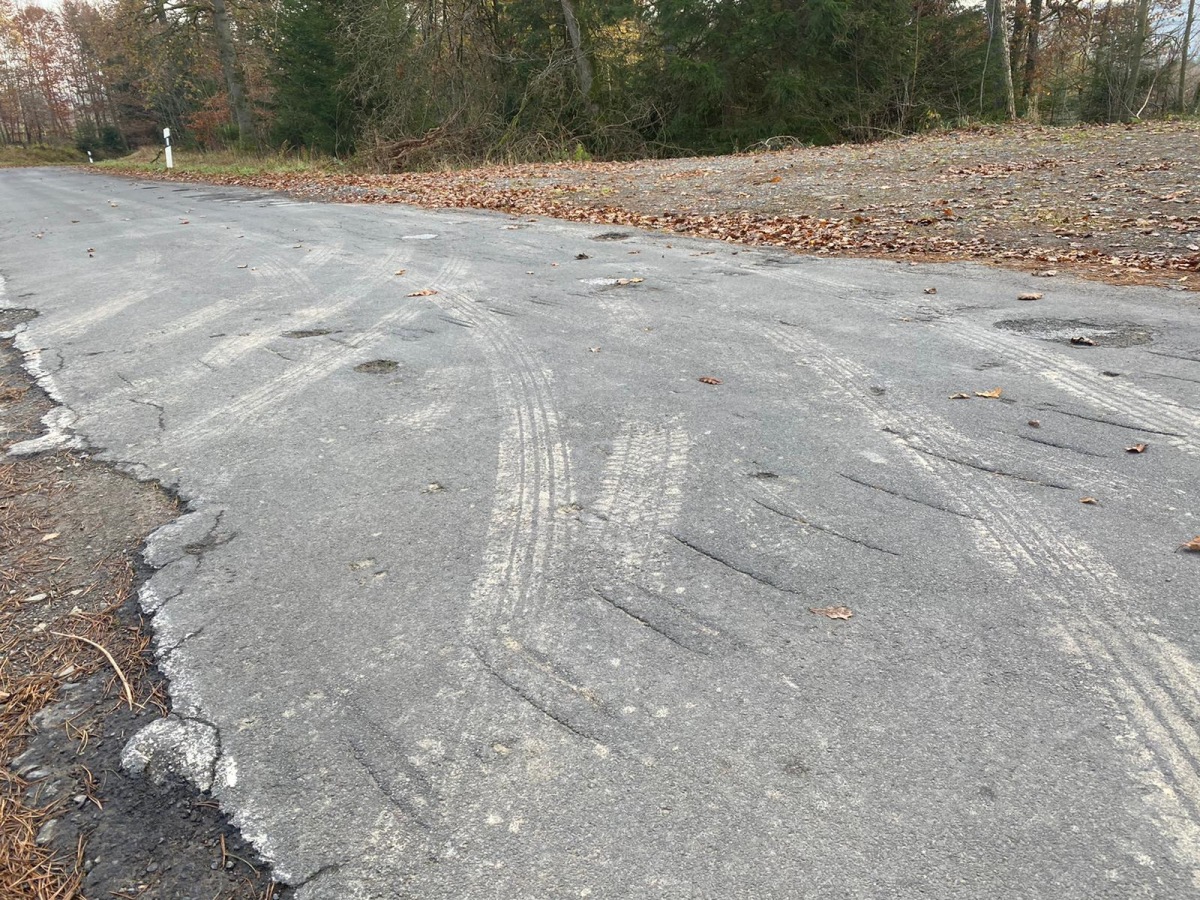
[1018,292,1043,301]
[1080,497,1099,505]
[810,606,853,620]
[1126,443,1149,453]
[924,287,937,294]
[1070,336,1097,346]
[949,392,972,400]
[974,387,1003,399]
[407,289,439,297]
[1182,537,1200,552]
[698,376,723,385]
[615,277,644,286]
[1034,270,1058,277]
[394,269,407,276]
[1027,419,1041,428]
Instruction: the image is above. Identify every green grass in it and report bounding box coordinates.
[99,147,346,177]
[0,144,86,168]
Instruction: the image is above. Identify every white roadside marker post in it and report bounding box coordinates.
[163,127,174,169]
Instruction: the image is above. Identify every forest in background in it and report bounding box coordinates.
[1,0,1198,166]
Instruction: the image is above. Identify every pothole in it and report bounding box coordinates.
[994,317,1155,348]
[591,232,631,242]
[282,328,335,339]
[354,359,400,374]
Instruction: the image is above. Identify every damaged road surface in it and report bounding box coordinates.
[3,167,1199,898]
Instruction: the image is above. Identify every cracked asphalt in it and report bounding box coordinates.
[3,167,1200,899]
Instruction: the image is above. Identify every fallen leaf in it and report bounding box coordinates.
[575,253,590,260]
[924,287,937,295]
[1027,419,1041,428]
[1018,292,1043,301]
[1181,536,1200,552]
[1034,270,1058,277]
[588,347,601,353]
[614,277,644,286]
[1080,497,1098,505]
[41,532,60,542]
[236,264,248,269]
[698,376,723,385]
[1070,336,1096,346]
[1126,443,1149,453]
[179,219,189,225]
[407,289,438,297]
[810,606,853,620]
[949,392,971,399]
[974,387,1003,399]
[394,269,407,276]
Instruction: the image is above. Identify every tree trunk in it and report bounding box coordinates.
[987,0,1017,120]
[1126,0,1150,119]
[1012,0,1028,96]
[211,0,254,143]
[1179,0,1197,112]
[558,0,594,105]
[1022,0,1043,120]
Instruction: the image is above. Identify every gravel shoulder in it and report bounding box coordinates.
[0,307,282,900]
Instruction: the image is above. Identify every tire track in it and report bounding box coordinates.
[758,265,1200,455]
[766,322,1200,879]
[430,280,573,629]
[171,247,429,452]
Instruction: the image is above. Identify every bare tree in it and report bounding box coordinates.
[558,0,594,107]
[1180,0,1197,112]
[210,0,254,142]
[985,0,1018,119]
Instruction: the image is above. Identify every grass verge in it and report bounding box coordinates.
[0,145,85,169]
[99,147,343,178]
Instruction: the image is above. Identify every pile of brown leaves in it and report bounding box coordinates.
[114,122,1200,290]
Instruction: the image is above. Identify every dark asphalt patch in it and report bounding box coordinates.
[354,359,400,374]
[995,317,1155,347]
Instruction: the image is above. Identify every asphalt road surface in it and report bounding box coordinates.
[3,168,1200,899]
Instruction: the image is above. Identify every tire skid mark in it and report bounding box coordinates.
[768,326,1023,573]
[760,265,1199,455]
[950,327,1200,456]
[586,422,735,657]
[196,247,394,372]
[424,274,610,760]
[1056,624,1200,883]
[766,322,1200,878]
[139,246,326,345]
[593,423,689,580]
[44,248,166,339]
[430,279,573,630]
[751,490,903,557]
[172,248,428,451]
